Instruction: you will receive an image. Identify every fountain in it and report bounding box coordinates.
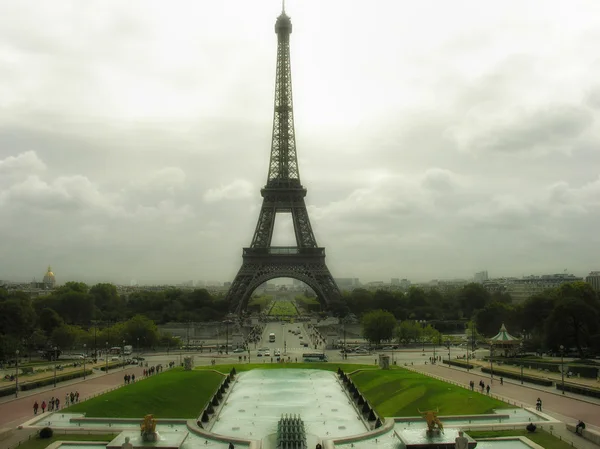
[394,409,477,448]
[277,414,307,449]
[106,415,189,449]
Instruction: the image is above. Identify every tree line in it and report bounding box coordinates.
[354,281,600,358]
[1,279,598,360]
[0,281,227,361]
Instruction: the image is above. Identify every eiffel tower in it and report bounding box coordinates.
[226,5,341,315]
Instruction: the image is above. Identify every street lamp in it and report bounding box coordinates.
[15,350,19,398]
[223,319,233,355]
[83,344,87,380]
[137,338,140,359]
[560,344,565,394]
[420,320,426,352]
[490,342,494,382]
[520,342,524,385]
[105,342,108,374]
[122,339,126,369]
[447,339,451,365]
[53,346,58,387]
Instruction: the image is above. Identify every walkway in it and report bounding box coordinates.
[0,365,143,449]
[409,363,600,448]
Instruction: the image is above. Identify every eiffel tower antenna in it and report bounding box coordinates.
[282,0,286,14]
[224,6,341,316]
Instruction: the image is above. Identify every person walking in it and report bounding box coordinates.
[33,401,39,415]
[55,397,60,410]
[41,400,46,413]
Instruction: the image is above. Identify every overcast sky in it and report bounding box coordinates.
[1,0,600,286]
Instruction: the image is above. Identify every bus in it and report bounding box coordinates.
[269,333,276,343]
[109,347,122,355]
[302,353,328,362]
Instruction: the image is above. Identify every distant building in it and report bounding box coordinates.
[586,271,600,291]
[400,279,411,289]
[391,278,400,285]
[42,266,56,289]
[474,271,489,283]
[334,278,361,290]
[500,273,583,303]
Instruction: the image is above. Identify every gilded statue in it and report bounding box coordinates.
[140,414,157,436]
[418,408,444,433]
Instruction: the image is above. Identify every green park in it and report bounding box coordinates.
[9,364,571,449]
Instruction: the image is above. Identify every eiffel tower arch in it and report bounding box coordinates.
[225,6,341,315]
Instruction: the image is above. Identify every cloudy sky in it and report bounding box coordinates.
[1,0,600,285]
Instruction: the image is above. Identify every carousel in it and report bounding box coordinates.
[489,323,521,357]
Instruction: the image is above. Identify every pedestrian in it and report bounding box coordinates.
[55,398,60,410]
[41,400,46,413]
[65,393,69,407]
[486,384,490,395]
[500,377,503,385]
[33,401,39,415]
[536,398,542,411]
[75,391,79,402]
[131,374,135,383]
[575,420,586,435]
[70,392,75,404]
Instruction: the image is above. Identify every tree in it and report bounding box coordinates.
[545,297,599,357]
[457,283,491,319]
[396,320,422,345]
[51,324,81,350]
[124,315,159,348]
[38,308,64,336]
[361,310,397,345]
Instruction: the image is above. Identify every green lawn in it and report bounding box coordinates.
[65,368,223,418]
[351,368,508,417]
[247,295,272,311]
[268,301,298,316]
[469,429,574,449]
[14,434,117,449]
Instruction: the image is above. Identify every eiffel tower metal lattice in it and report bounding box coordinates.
[225,5,341,315]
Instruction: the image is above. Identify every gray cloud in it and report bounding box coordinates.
[1,0,600,285]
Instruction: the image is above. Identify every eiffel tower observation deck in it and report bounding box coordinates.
[225,4,341,315]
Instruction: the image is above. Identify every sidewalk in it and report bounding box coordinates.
[468,358,600,390]
[408,363,600,448]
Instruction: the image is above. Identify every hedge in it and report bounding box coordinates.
[442,359,475,369]
[492,358,599,379]
[0,386,15,398]
[480,366,553,387]
[19,369,94,391]
[556,382,600,399]
[100,361,127,372]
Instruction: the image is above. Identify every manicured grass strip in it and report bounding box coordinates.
[468,429,573,449]
[351,369,509,417]
[268,301,298,316]
[195,363,376,374]
[14,434,117,449]
[66,368,223,418]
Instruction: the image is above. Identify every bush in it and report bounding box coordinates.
[20,370,93,391]
[556,382,600,399]
[39,427,53,439]
[100,362,126,372]
[480,367,553,387]
[442,359,474,369]
[0,386,15,398]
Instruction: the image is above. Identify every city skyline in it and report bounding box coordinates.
[1,0,600,284]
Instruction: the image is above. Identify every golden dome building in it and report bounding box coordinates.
[43,266,56,288]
